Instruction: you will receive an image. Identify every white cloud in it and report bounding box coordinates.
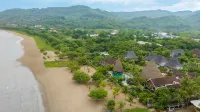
[133,0,200,11]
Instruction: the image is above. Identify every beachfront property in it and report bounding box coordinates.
[100,58,116,66]
[147,76,180,90]
[164,58,183,70]
[124,51,138,61]
[170,49,184,58]
[141,61,163,80]
[145,53,167,66]
[113,59,124,77]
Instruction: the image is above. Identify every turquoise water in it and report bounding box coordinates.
[112,72,123,78]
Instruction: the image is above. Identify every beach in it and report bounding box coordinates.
[11,31,105,112]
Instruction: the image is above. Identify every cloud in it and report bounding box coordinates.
[133,0,200,11]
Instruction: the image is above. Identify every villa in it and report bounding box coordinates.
[100,58,116,66]
[113,59,124,77]
[147,76,180,90]
[124,51,138,61]
[170,49,184,57]
[141,61,163,80]
[165,58,183,70]
[145,53,167,66]
[193,49,200,57]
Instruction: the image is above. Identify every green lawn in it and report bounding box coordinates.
[33,36,54,51]
[44,61,68,68]
[15,31,54,51]
[125,108,148,112]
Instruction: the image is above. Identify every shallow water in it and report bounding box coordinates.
[0,30,45,112]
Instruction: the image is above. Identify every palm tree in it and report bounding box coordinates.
[118,101,126,112]
[113,87,120,99]
[122,86,129,99]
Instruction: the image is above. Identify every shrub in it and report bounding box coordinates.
[73,71,90,83]
[88,89,108,100]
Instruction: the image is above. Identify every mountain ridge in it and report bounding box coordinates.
[0,5,200,31]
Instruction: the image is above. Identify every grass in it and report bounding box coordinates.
[44,61,68,68]
[33,36,54,51]
[14,31,54,51]
[125,108,148,112]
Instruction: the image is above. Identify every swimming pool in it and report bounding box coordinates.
[112,72,123,78]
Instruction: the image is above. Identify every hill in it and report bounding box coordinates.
[0,5,200,31]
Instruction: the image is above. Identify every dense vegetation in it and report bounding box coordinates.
[2,23,200,111]
[1,5,200,31]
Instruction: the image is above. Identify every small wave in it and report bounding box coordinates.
[16,38,24,44]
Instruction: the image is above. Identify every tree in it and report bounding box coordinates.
[73,71,90,83]
[118,101,126,112]
[122,86,129,99]
[88,89,108,100]
[99,81,107,88]
[91,72,105,82]
[127,95,134,106]
[113,87,120,99]
[106,100,116,111]
[67,61,80,72]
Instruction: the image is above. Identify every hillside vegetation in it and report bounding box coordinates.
[1,5,200,31]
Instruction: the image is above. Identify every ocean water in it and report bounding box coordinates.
[0,30,45,112]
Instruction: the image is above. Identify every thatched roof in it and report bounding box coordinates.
[141,61,163,79]
[113,59,124,73]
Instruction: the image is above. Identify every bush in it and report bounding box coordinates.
[91,72,105,82]
[88,89,108,100]
[43,52,47,55]
[73,71,90,84]
[106,100,115,110]
[55,51,60,54]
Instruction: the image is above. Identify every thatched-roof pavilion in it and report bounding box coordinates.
[113,59,124,73]
[141,61,163,80]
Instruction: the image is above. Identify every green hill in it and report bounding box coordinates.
[0,5,200,31]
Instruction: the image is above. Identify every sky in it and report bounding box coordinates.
[1,0,200,12]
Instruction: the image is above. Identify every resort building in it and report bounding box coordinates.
[145,53,167,66]
[165,58,183,70]
[147,76,180,90]
[170,49,184,57]
[124,51,138,61]
[141,61,163,80]
[193,49,200,57]
[113,59,124,73]
[100,58,116,66]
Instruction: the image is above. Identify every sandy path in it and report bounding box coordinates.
[10,31,104,112]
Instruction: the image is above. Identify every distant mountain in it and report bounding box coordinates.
[112,10,194,20]
[0,5,200,31]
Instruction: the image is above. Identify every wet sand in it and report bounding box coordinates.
[10,31,105,112]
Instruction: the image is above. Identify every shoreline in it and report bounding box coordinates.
[10,31,49,112]
[8,30,105,112]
